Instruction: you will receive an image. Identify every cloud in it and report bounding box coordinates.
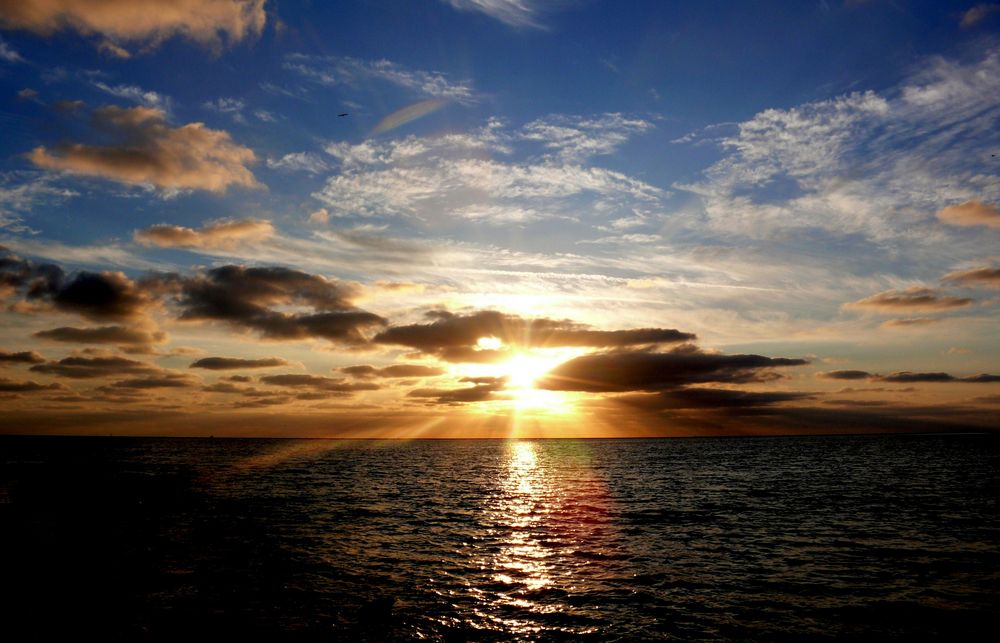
[34,325,166,346]
[30,355,160,379]
[680,49,1000,242]
[0,35,23,62]
[373,310,695,362]
[0,349,45,364]
[408,376,507,404]
[340,364,446,378]
[0,0,266,54]
[27,105,261,193]
[189,356,289,370]
[134,218,273,250]
[0,377,63,392]
[163,265,386,343]
[844,287,973,312]
[2,249,154,321]
[537,345,808,392]
[818,370,871,380]
[820,370,999,384]
[961,4,1000,27]
[942,265,1000,289]
[520,113,653,161]
[937,201,1000,229]
[203,96,245,121]
[267,152,330,175]
[879,318,941,329]
[284,54,477,103]
[259,374,379,394]
[108,372,198,389]
[92,82,170,110]
[314,135,663,220]
[615,388,812,410]
[441,0,546,28]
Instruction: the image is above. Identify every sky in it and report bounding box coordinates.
[0,0,998,438]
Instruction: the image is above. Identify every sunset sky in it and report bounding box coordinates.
[0,0,998,437]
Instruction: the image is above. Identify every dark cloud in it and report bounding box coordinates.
[844,287,973,312]
[2,249,153,321]
[50,271,152,320]
[615,388,812,410]
[27,105,260,192]
[0,349,45,364]
[942,266,1000,289]
[340,363,446,378]
[259,374,380,393]
[818,370,872,380]
[374,310,695,362]
[963,374,1000,383]
[30,356,160,379]
[875,372,1000,383]
[163,265,386,343]
[408,376,507,405]
[108,373,199,389]
[0,377,64,392]
[537,345,808,392]
[34,325,165,345]
[190,357,289,370]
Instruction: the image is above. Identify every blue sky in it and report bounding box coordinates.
[0,0,998,436]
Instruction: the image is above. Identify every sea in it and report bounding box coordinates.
[2,434,999,641]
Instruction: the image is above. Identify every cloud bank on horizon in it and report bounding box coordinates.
[0,0,997,437]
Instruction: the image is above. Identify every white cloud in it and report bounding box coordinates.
[0,37,25,63]
[680,49,1000,242]
[520,113,653,161]
[267,152,330,175]
[441,0,545,29]
[283,55,478,104]
[93,81,171,111]
[0,173,78,232]
[203,97,246,122]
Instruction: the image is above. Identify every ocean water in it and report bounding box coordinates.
[2,435,999,641]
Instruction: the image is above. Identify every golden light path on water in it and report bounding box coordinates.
[471,440,617,636]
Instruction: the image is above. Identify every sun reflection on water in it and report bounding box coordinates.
[467,440,616,636]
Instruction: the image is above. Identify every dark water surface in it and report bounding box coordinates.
[2,435,999,640]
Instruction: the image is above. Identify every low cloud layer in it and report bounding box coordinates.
[190,357,289,370]
[537,345,808,392]
[161,265,386,344]
[845,287,973,312]
[28,106,260,192]
[819,370,999,383]
[374,310,695,362]
[340,364,446,378]
[942,266,1000,289]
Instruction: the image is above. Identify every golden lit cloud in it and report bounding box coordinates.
[28,106,261,193]
[0,0,266,54]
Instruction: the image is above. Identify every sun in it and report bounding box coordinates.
[503,352,557,390]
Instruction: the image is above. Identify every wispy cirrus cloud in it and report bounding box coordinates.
[440,0,554,29]
[678,49,1000,242]
[283,54,478,104]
